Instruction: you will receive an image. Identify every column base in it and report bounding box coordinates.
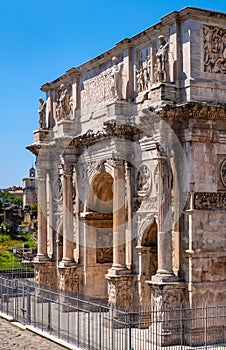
[33,254,49,263]
[58,258,77,268]
[151,271,179,283]
[107,264,131,276]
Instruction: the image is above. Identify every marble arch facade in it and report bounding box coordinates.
[28,7,226,312]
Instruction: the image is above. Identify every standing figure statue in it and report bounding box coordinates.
[56,84,70,121]
[110,56,122,100]
[155,35,169,83]
[38,97,46,129]
[136,65,144,93]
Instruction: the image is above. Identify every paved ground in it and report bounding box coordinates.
[0,316,68,350]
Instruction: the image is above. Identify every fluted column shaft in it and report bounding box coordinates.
[36,168,48,261]
[112,159,126,269]
[156,155,174,277]
[60,164,74,266]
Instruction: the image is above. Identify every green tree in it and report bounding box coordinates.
[0,190,23,207]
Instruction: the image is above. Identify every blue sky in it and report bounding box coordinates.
[0,0,225,188]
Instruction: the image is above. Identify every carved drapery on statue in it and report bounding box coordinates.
[56,83,73,121]
[154,35,169,83]
[203,25,226,74]
[38,98,47,129]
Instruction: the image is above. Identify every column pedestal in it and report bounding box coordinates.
[33,261,56,290]
[58,266,80,294]
[106,273,135,310]
[57,266,80,311]
[146,280,185,346]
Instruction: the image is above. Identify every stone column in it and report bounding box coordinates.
[126,162,132,269]
[106,160,133,308]
[46,171,54,259]
[59,164,75,267]
[185,183,195,306]
[35,168,48,262]
[152,144,177,282]
[111,159,127,273]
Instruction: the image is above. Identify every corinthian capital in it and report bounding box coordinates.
[63,164,73,177]
[36,167,46,179]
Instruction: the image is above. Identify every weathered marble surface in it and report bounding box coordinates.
[27,7,226,316]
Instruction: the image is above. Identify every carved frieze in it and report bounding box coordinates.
[158,103,226,121]
[194,192,226,211]
[203,25,226,74]
[69,122,140,148]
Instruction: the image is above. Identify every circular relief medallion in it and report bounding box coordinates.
[220,159,226,188]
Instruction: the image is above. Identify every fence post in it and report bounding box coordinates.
[58,298,61,339]
[180,303,183,349]
[14,279,18,320]
[27,285,31,324]
[47,300,51,331]
[88,311,91,350]
[67,301,70,343]
[129,322,132,350]
[99,305,102,350]
[111,306,114,350]
[205,303,208,349]
[77,299,80,347]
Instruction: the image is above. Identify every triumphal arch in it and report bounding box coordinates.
[27,7,226,310]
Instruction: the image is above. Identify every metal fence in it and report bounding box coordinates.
[0,275,225,350]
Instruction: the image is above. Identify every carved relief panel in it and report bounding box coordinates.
[136,46,152,93]
[135,35,171,94]
[194,192,226,211]
[203,25,226,74]
[80,55,124,109]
